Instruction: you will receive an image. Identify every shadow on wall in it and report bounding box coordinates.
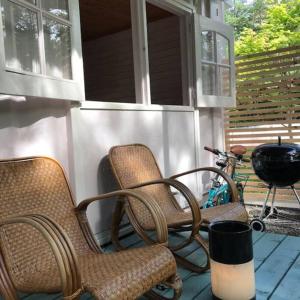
[98,155,120,193]
[0,97,72,129]
[95,155,125,232]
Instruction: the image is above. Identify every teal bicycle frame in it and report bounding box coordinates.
[203,149,249,208]
[204,181,230,208]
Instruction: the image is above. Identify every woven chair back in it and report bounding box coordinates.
[0,157,91,292]
[109,144,180,229]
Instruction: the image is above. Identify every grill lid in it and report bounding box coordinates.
[251,137,300,187]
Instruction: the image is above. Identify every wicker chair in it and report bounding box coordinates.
[109,144,248,273]
[0,157,182,300]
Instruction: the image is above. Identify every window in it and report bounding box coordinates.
[201,31,231,96]
[79,0,193,107]
[199,0,211,17]
[0,0,84,100]
[146,2,189,106]
[80,0,135,103]
[195,15,235,107]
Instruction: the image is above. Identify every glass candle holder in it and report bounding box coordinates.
[209,221,256,300]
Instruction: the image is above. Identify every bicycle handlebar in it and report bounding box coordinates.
[204,146,251,162]
[204,146,220,155]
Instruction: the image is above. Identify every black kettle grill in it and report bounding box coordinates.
[250,137,300,232]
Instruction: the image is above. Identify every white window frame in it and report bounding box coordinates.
[128,0,195,107]
[194,15,235,107]
[0,0,84,101]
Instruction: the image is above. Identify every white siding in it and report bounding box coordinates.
[0,99,71,176]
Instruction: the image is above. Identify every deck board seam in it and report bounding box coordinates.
[192,282,211,299]
[255,235,288,272]
[267,251,300,300]
[253,232,266,244]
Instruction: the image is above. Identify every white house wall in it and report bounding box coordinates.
[0,98,71,175]
[70,107,199,238]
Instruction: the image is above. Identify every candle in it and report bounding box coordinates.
[209,221,256,300]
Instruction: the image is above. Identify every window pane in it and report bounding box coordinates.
[81,0,136,102]
[2,1,40,73]
[200,0,211,17]
[43,17,72,79]
[220,66,231,96]
[41,0,69,20]
[202,64,216,95]
[201,31,215,62]
[147,2,184,106]
[216,34,230,65]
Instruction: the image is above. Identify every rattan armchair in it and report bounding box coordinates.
[109,144,248,273]
[0,157,182,300]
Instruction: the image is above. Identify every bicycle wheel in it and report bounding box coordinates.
[236,182,244,204]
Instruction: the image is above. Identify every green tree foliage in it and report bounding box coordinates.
[226,0,300,56]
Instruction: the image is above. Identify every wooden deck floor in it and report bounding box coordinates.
[3,231,300,300]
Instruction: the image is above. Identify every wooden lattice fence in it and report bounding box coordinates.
[225,45,300,205]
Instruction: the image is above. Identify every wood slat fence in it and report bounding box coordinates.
[225,45,300,205]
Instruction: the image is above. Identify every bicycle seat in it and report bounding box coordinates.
[230,145,247,156]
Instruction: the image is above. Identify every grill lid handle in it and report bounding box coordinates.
[278,136,281,146]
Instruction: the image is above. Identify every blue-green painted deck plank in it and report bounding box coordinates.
[270,252,300,300]
[253,233,286,270]
[252,231,266,243]
[19,293,91,300]
[255,235,300,299]
[104,231,144,252]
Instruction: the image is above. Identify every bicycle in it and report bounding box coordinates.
[203,145,250,208]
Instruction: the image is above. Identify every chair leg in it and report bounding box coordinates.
[111,201,126,250]
[172,234,210,274]
[145,274,182,300]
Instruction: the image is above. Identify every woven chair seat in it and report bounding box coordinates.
[80,245,176,299]
[11,262,61,293]
[14,245,175,299]
[137,209,190,230]
[201,202,248,225]
[141,202,248,230]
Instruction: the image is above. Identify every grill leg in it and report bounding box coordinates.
[259,185,273,220]
[291,185,300,207]
[265,186,277,220]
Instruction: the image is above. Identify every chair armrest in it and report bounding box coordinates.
[75,189,168,245]
[0,214,82,300]
[126,178,202,237]
[170,167,239,203]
